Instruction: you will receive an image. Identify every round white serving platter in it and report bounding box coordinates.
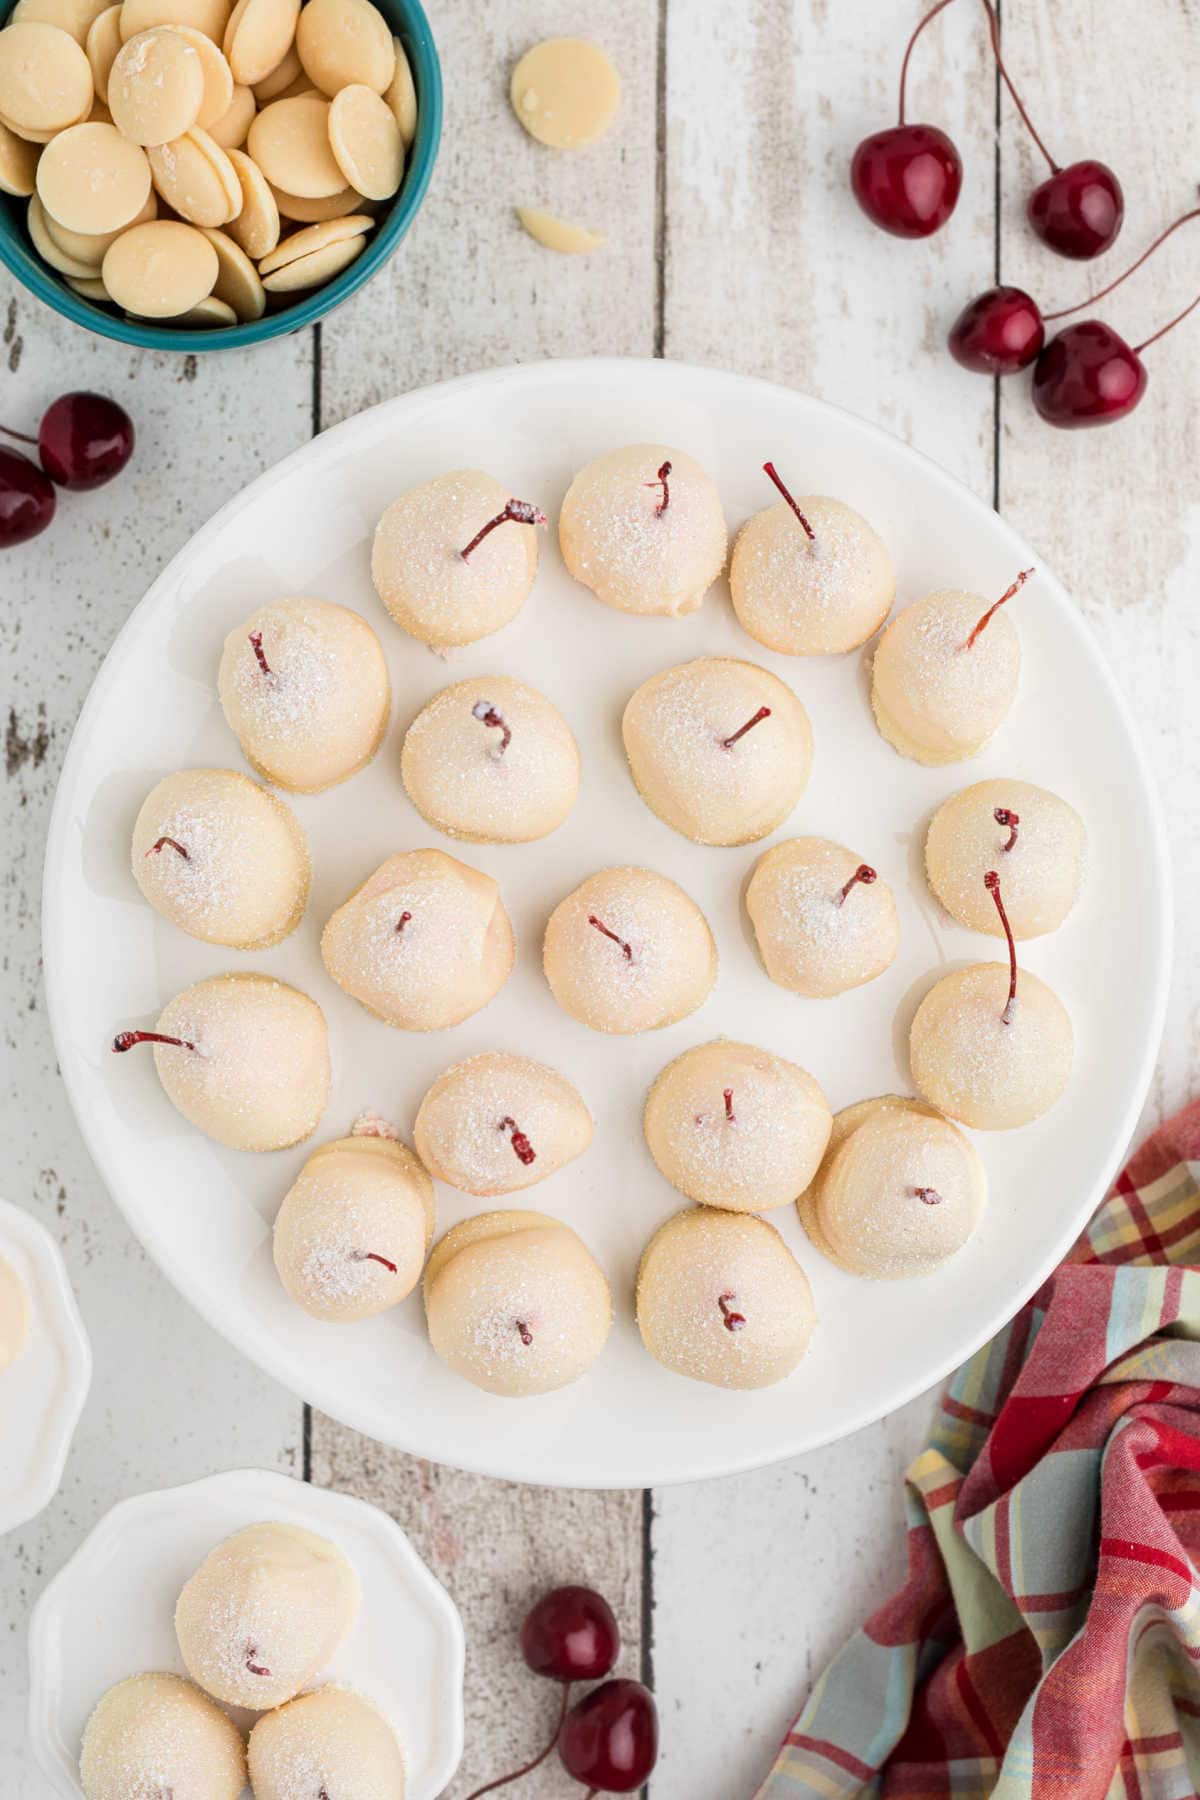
[42,357,1170,1489]
[0,1198,91,1535]
[27,1467,465,1800]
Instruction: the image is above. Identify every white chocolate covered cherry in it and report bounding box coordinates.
[414,1051,592,1197]
[558,443,726,618]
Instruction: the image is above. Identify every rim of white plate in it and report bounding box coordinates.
[41,357,1172,1487]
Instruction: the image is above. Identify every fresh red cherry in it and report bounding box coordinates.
[558,1678,659,1794]
[1031,320,1147,429]
[0,447,56,547]
[850,123,962,239]
[948,286,1045,374]
[1028,158,1124,260]
[38,391,134,490]
[521,1585,619,1683]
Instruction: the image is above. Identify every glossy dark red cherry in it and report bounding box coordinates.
[0,447,57,547]
[948,285,1045,374]
[558,1678,659,1794]
[1032,321,1147,429]
[1028,158,1124,260]
[850,124,962,239]
[521,1586,620,1684]
[38,391,135,490]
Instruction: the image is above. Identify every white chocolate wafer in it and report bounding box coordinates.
[223,0,298,86]
[0,119,39,196]
[328,82,401,200]
[36,119,151,231]
[383,33,415,145]
[101,215,217,313]
[108,26,204,143]
[224,143,277,254]
[148,125,239,225]
[296,0,393,96]
[0,22,94,134]
[200,221,264,316]
[260,232,364,291]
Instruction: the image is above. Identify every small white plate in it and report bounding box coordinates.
[41,357,1171,1488]
[27,1467,465,1800]
[0,1198,91,1536]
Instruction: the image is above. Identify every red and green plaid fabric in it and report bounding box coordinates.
[758,1099,1200,1800]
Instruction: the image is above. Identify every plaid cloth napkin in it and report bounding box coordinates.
[757,1098,1200,1800]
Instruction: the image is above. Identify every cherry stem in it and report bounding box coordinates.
[915,1187,943,1205]
[719,1292,747,1332]
[978,0,1057,171]
[588,914,633,960]
[145,835,188,859]
[1134,283,1200,355]
[499,1115,536,1165]
[995,806,1019,852]
[722,706,771,748]
[762,461,815,542]
[352,1250,399,1273]
[724,1087,735,1123]
[395,910,413,934]
[245,1644,271,1677]
[0,421,38,448]
[472,700,512,754]
[984,870,1017,1025]
[965,567,1033,651]
[515,1319,534,1346]
[112,1030,195,1053]
[462,1686,572,1800]
[248,630,271,677]
[460,498,547,561]
[897,0,955,126]
[1044,195,1200,323]
[643,458,672,515]
[837,864,877,906]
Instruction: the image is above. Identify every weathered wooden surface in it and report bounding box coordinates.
[2,0,1198,1794]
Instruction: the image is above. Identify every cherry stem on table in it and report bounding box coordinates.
[984,870,1018,1024]
[762,460,815,542]
[897,0,1057,170]
[965,567,1033,651]
[1044,196,1200,321]
[0,422,38,448]
[1134,283,1200,354]
[460,499,547,561]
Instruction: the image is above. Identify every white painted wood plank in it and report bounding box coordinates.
[0,295,313,1795]
[310,5,660,1794]
[651,2,999,1793]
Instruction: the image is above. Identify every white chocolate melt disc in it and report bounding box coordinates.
[256,208,371,272]
[384,33,415,145]
[248,1687,406,1800]
[43,186,154,268]
[637,1208,816,1390]
[424,1209,611,1397]
[328,81,402,200]
[247,90,343,196]
[559,442,727,618]
[372,469,542,650]
[295,0,394,97]
[113,970,331,1150]
[250,39,299,102]
[269,178,359,221]
[79,1673,246,1800]
[510,36,620,149]
[207,77,253,146]
[148,126,240,226]
[925,777,1086,940]
[321,848,515,1032]
[798,1095,987,1280]
[28,191,99,276]
[101,215,217,313]
[622,655,812,846]
[400,674,580,844]
[84,2,121,92]
[199,221,264,317]
[12,0,110,46]
[121,0,231,43]
[175,292,236,323]
[169,24,234,129]
[910,963,1074,1130]
[108,25,204,143]
[871,584,1024,765]
[175,1520,360,1710]
[218,596,390,792]
[414,1051,593,1197]
[35,120,150,233]
[273,1129,434,1322]
[223,142,277,255]
[644,1039,831,1212]
[516,205,604,253]
[131,766,309,946]
[730,491,894,655]
[66,271,111,298]
[0,1253,31,1373]
[259,232,365,290]
[223,0,299,87]
[0,118,39,195]
[543,865,717,1035]
[0,23,93,134]
[746,835,900,998]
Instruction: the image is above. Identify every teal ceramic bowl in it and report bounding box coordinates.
[0,0,441,353]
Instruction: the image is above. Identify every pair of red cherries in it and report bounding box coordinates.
[465,1584,658,1797]
[0,390,134,546]
[850,0,1197,427]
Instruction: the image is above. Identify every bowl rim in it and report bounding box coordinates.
[0,0,443,353]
